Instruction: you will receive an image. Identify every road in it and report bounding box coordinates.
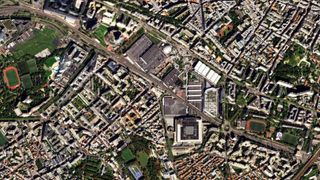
[292,147,320,180]
[0,4,297,153]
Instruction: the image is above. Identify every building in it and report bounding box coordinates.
[162,96,187,117]
[128,165,143,180]
[194,61,221,86]
[44,0,88,18]
[126,35,166,72]
[174,116,203,144]
[186,79,203,115]
[162,68,180,87]
[204,87,220,117]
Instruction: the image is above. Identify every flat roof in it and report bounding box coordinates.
[163,96,187,116]
[175,116,203,143]
[162,68,180,87]
[139,44,166,72]
[126,35,165,72]
[126,35,153,63]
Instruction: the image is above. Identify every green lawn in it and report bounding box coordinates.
[45,70,52,80]
[20,74,33,89]
[44,56,57,68]
[93,24,108,46]
[0,131,8,146]
[13,28,60,59]
[43,57,57,79]
[281,133,299,146]
[71,96,87,111]
[284,43,305,66]
[27,59,38,73]
[137,151,149,167]
[121,148,135,163]
[5,69,20,86]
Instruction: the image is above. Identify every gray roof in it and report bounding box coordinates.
[126,35,166,72]
[162,68,180,86]
[163,96,187,116]
[126,35,153,63]
[139,44,166,72]
[175,116,200,140]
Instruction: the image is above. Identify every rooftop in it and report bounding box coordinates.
[126,35,166,72]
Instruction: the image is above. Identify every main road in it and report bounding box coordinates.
[0,4,295,153]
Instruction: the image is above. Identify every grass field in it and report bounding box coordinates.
[27,59,38,73]
[281,133,299,146]
[13,28,60,59]
[0,131,7,146]
[246,120,266,133]
[21,74,33,89]
[6,69,20,86]
[93,24,108,46]
[137,151,149,167]
[121,148,135,163]
[44,56,57,67]
[4,67,20,90]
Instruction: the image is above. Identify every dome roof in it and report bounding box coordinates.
[163,45,172,55]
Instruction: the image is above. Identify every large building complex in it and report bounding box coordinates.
[0,0,320,179]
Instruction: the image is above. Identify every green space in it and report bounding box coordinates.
[69,156,113,179]
[0,131,8,146]
[281,133,299,146]
[44,56,57,68]
[93,24,108,46]
[0,27,64,117]
[167,6,186,17]
[232,166,243,175]
[137,151,149,167]
[303,166,318,179]
[272,43,320,84]
[20,74,33,89]
[248,120,266,133]
[5,69,20,86]
[17,61,29,75]
[71,96,87,111]
[236,94,247,107]
[121,148,135,163]
[44,69,52,79]
[116,136,161,179]
[27,59,38,73]
[146,32,161,44]
[120,28,144,53]
[13,28,60,59]
[35,159,44,169]
[228,10,244,26]
[0,117,40,121]
[284,43,305,66]
[146,157,161,179]
[225,103,242,122]
[43,56,58,79]
[126,87,138,99]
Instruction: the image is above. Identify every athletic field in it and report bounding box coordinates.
[246,119,266,133]
[3,66,21,90]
